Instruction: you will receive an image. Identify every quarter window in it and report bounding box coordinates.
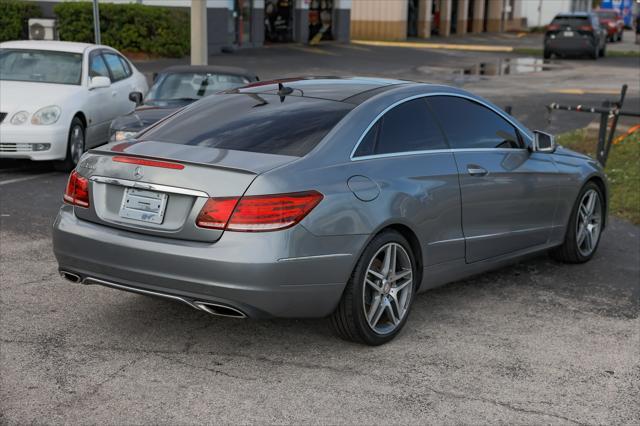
[426,96,524,149]
[354,98,448,157]
[103,52,128,81]
[89,54,109,78]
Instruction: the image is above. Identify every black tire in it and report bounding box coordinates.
[543,48,552,59]
[599,42,606,57]
[590,44,599,60]
[54,116,85,172]
[330,229,418,346]
[551,182,605,264]
[617,32,622,42]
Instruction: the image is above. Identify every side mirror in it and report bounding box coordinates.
[532,130,556,153]
[129,91,143,106]
[89,76,111,90]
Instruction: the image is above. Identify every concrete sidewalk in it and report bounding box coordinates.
[354,30,640,54]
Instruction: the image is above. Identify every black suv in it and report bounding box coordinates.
[544,12,607,59]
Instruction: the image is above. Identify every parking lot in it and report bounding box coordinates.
[1,41,639,424]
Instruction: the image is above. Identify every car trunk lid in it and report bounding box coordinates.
[73,141,298,242]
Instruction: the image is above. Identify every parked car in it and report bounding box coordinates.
[594,8,624,42]
[544,12,607,59]
[53,77,608,345]
[109,65,258,142]
[0,40,148,169]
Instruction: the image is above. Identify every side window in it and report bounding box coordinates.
[118,55,132,77]
[89,54,109,79]
[426,96,524,149]
[353,98,448,157]
[103,52,127,81]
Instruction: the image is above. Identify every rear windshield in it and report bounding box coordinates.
[552,16,590,27]
[139,93,353,157]
[595,11,616,20]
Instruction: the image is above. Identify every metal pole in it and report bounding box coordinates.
[190,0,208,65]
[92,0,101,45]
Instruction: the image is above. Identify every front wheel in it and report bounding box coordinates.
[55,117,85,172]
[551,182,604,263]
[330,230,417,345]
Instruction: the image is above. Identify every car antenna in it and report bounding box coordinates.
[277,82,294,102]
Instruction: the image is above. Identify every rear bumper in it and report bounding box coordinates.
[545,37,596,53]
[53,206,366,318]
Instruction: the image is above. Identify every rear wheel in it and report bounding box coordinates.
[551,182,604,263]
[330,230,417,345]
[543,48,552,59]
[599,42,606,57]
[55,116,85,172]
[617,32,622,42]
[590,44,599,60]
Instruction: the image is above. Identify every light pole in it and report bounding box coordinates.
[190,0,208,65]
[92,0,101,45]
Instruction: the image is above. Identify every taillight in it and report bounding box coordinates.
[63,170,90,208]
[195,197,239,230]
[547,24,560,31]
[196,191,323,232]
[578,25,593,31]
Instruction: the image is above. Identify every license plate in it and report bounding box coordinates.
[563,31,574,37]
[119,188,168,224]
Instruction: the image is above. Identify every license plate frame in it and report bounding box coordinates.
[118,187,168,224]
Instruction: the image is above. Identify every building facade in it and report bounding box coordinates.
[31,0,352,53]
[520,0,591,29]
[351,0,529,40]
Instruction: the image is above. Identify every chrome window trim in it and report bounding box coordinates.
[90,176,209,198]
[349,92,533,161]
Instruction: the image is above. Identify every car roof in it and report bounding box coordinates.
[0,40,95,53]
[160,65,258,80]
[229,77,411,104]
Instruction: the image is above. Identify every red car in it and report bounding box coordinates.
[595,9,624,42]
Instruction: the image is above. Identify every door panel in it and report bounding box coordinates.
[454,150,558,262]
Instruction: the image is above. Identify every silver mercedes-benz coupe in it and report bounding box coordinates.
[53,77,608,345]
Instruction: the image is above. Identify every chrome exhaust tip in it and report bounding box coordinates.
[60,271,82,283]
[194,301,247,319]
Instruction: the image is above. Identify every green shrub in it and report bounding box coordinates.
[54,2,189,58]
[0,0,42,42]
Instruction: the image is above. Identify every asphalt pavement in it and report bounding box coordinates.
[1,43,639,424]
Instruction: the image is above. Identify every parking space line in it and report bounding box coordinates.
[0,172,59,186]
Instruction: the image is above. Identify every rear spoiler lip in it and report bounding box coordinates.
[86,149,258,176]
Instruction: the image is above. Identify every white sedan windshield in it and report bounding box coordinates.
[0,49,83,85]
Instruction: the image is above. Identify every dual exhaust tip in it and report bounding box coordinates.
[59,270,246,319]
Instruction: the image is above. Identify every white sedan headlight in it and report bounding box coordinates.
[10,111,30,125]
[31,105,61,125]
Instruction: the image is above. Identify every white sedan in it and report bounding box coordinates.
[0,40,148,169]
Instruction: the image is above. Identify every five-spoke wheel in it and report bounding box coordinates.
[331,230,416,345]
[552,182,604,263]
[363,243,413,335]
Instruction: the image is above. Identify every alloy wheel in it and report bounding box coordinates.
[576,189,602,257]
[362,242,413,335]
[69,124,84,166]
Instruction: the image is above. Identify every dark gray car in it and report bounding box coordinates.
[53,77,608,345]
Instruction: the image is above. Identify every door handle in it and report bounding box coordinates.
[467,165,488,177]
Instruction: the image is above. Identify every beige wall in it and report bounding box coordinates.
[351,0,408,40]
[351,0,524,40]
